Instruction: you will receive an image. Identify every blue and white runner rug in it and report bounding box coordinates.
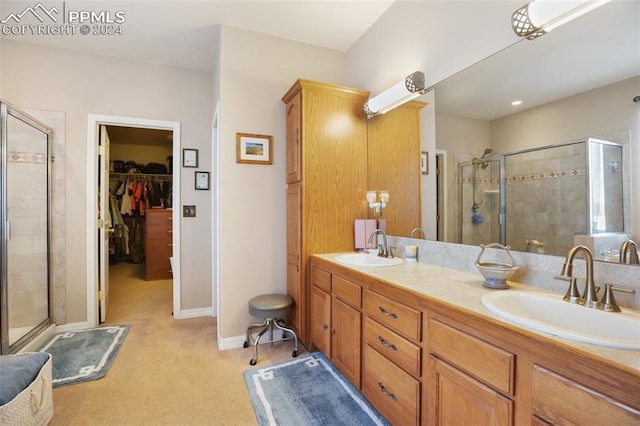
[243,351,389,426]
[39,324,130,388]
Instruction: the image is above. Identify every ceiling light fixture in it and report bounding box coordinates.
[364,71,429,117]
[511,100,523,106]
[511,0,612,40]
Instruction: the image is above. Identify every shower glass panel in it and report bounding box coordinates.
[1,102,52,354]
[458,158,501,246]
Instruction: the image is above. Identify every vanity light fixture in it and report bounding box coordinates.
[366,190,390,216]
[364,71,429,116]
[512,0,612,40]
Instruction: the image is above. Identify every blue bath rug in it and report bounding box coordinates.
[243,351,389,426]
[39,324,130,388]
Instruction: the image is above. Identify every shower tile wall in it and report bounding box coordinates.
[505,142,587,255]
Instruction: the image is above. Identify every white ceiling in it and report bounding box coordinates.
[0,0,396,72]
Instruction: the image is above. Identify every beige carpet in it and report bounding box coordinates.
[49,263,305,425]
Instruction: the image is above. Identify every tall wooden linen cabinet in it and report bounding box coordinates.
[282,80,370,345]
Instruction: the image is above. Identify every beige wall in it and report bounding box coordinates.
[216,26,345,341]
[1,39,214,323]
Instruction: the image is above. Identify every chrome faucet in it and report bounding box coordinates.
[410,227,426,239]
[368,229,393,258]
[557,245,599,308]
[619,240,639,264]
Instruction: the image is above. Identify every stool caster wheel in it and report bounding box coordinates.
[250,358,257,366]
[292,350,298,358]
[243,341,249,348]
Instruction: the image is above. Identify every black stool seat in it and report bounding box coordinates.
[244,293,299,365]
[248,294,293,319]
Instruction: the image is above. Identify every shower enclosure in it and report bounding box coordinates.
[0,101,53,354]
[459,139,625,257]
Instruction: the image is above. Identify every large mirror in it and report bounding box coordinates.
[403,0,639,264]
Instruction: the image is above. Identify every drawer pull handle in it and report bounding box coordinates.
[378,382,397,401]
[378,336,397,351]
[378,306,398,319]
[322,323,328,330]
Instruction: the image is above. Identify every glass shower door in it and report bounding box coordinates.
[458,158,502,246]
[1,103,52,354]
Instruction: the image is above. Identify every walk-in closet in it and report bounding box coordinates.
[106,126,173,284]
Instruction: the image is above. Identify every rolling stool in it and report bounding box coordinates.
[243,294,299,365]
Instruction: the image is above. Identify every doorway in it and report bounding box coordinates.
[103,125,174,321]
[86,115,181,328]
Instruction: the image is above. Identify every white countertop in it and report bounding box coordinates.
[314,253,640,373]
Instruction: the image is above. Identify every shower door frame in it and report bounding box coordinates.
[0,101,54,354]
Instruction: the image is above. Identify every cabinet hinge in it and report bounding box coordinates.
[99,291,105,301]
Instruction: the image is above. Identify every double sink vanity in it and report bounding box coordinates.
[309,251,640,425]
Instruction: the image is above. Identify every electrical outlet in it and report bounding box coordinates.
[183,205,196,217]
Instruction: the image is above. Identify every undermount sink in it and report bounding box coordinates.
[335,253,403,267]
[481,290,640,350]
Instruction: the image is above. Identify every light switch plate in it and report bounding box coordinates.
[183,205,196,217]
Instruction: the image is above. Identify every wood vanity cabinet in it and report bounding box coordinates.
[282,80,369,345]
[309,264,362,388]
[308,256,640,426]
[145,209,173,280]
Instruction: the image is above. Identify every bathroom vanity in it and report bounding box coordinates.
[309,254,640,425]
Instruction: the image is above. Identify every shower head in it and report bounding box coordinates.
[481,148,493,158]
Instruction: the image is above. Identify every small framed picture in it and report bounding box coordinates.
[421,151,429,175]
[236,133,273,165]
[195,171,209,190]
[183,149,198,168]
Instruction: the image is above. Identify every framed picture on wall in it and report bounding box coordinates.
[236,133,273,165]
[195,171,209,190]
[183,148,198,168]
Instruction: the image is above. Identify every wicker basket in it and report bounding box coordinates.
[0,353,53,426]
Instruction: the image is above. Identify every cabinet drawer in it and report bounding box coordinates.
[333,275,361,309]
[362,345,420,426]
[146,258,172,280]
[364,290,421,341]
[531,365,640,425]
[429,319,515,396]
[364,317,420,377]
[145,210,172,226]
[310,265,331,292]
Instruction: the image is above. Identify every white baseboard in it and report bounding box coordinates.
[55,322,92,333]
[217,330,285,350]
[173,307,214,319]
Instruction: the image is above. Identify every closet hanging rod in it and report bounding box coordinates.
[109,172,173,179]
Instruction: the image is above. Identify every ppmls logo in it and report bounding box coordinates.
[1,2,126,36]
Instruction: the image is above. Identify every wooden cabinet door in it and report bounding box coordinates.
[430,356,513,426]
[285,91,302,183]
[331,297,361,388]
[286,183,302,337]
[310,285,331,355]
